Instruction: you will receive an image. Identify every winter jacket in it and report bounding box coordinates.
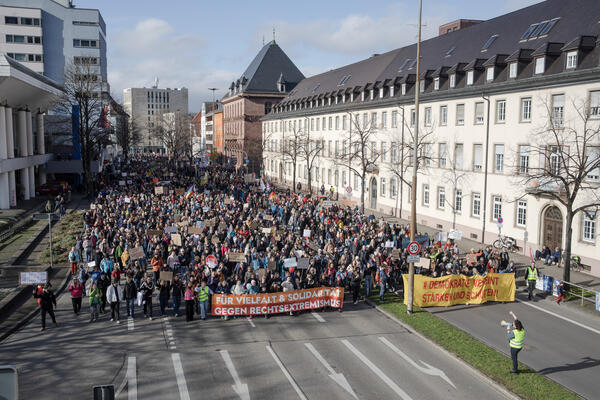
[106,284,124,303]
[33,289,57,310]
[139,281,155,300]
[124,281,137,300]
[89,288,102,306]
[68,282,84,298]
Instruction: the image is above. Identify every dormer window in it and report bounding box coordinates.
[350,93,354,102]
[509,62,517,78]
[486,66,494,82]
[566,51,578,69]
[449,74,456,88]
[342,94,346,103]
[361,91,365,101]
[467,70,474,85]
[419,80,425,93]
[310,101,313,108]
[390,86,395,96]
[335,96,338,105]
[535,57,545,74]
[401,83,406,95]
[379,88,384,98]
[321,98,325,106]
[328,97,331,106]
[433,77,440,90]
[369,89,374,100]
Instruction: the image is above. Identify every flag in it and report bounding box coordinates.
[268,192,277,201]
[529,248,535,263]
[260,179,266,191]
[185,185,194,199]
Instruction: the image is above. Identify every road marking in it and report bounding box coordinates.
[304,343,357,399]
[115,356,137,400]
[516,299,600,336]
[247,317,256,328]
[266,345,307,400]
[311,312,326,322]
[128,317,134,331]
[171,353,191,400]
[341,339,413,400]
[378,337,455,388]
[220,350,251,400]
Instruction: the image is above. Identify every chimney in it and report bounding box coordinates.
[439,19,483,36]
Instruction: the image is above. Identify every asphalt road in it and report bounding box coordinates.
[2,289,512,400]
[427,289,600,400]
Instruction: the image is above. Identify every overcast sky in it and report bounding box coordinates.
[74,0,542,112]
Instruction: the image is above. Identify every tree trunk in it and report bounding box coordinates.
[563,209,574,282]
[360,174,366,214]
[292,163,297,193]
[307,171,313,196]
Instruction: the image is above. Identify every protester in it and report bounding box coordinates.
[505,311,525,374]
[124,275,137,318]
[33,283,57,331]
[106,279,123,323]
[68,247,79,275]
[67,277,84,315]
[196,280,211,320]
[88,282,102,322]
[526,263,538,300]
[140,276,155,320]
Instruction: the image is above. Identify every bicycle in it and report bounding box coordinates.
[493,235,519,252]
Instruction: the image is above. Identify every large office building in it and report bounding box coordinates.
[0,0,108,90]
[263,0,600,275]
[222,40,304,171]
[123,85,189,153]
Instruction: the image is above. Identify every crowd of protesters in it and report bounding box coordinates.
[37,154,517,329]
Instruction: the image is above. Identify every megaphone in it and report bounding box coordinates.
[500,320,513,328]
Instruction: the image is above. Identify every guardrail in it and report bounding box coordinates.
[533,272,600,311]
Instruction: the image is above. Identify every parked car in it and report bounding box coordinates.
[36,181,71,197]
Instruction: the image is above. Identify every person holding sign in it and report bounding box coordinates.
[502,311,525,374]
[33,283,57,331]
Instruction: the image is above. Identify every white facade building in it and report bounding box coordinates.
[263,0,600,276]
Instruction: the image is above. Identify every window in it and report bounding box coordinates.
[424,107,432,126]
[566,51,578,69]
[455,144,463,169]
[439,143,447,168]
[5,16,18,24]
[455,189,462,213]
[310,118,314,131]
[586,146,600,180]
[363,113,368,129]
[335,116,340,130]
[520,24,538,40]
[494,144,504,173]
[590,91,600,118]
[440,105,448,126]
[496,100,506,123]
[381,111,387,128]
[519,145,530,175]
[335,141,339,157]
[486,67,494,81]
[552,94,565,127]
[391,142,398,163]
[391,178,398,197]
[381,142,387,162]
[438,187,446,209]
[335,170,339,186]
[492,195,502,221]
[434,77,440,90]
[328,141,332,157]
[482,34,498,51]
[370,141,376,161]
[473,144,483,171]
[475,102,484,124]
[381,178,386,196]
[371,112,377,129]
[392,110,398,128]
[419,80,425,93]
[423,184,430,206]
[328,117,333,130]
[456,104,465,125]
[410,109,415,127]
[521,98,532,122]
[509,62,518,78]
[535,57,545,74]
[467,70,474,85]
[342,115,348,130]
[472,193,481,217]
[517,200,527,227]
[424,144,432,166]
[379,88,384,98]
[540,18,559,36]
[449,74,456,88]
[582,211,596,242]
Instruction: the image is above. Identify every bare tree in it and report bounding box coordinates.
[441,139,470,229]
[517,96,600,282]
[55,59,109,195]
[298,127,323,196]
[335,112,381,213]
[280,125,303,192]
[114,107,141,164]
[150,111,191,162]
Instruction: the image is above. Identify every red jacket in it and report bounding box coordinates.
[68,282,84,298]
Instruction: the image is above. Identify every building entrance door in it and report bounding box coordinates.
[543,206,563,250]
[370,178,377,209]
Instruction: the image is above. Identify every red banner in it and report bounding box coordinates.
[211,287,344,316]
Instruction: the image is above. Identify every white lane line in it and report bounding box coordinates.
[516,298,600,336]
[247,317,256,328]
[170,346,177,350]
[304,343,358,399]
[127,356,137,400]
[171,353,191,400]
[266,345,307,400]
[128,317,134,331]
[378,337,455,389]
[341,339,413,400]
[311,312,326,322]
[220,350,251,400]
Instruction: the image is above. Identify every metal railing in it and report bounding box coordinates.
[565,282,598,306]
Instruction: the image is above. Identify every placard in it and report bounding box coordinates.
[188,227,203,235]
[175,188,185,195]
[268,260,277,271]
[224,197,232,205]
[228,252,246,262]
[385,241,394,248]
[165,226,178,234]
[205,219,216,228]
[88,261,96,268]
[19,271,48,285]
[262,227,272,234]
[126,180,132,185]
[249,221,258,230]
[308,241,320,251]
[391,248,401,260]
[466,254,478,264]
[211,236,221,245]
[118,180,125,186]
[90,204,96,210]
[155,186,164,195]
[303,229,311,238]
[284,257,297,268]
[263,215,273,221]
[171,233,182,246]
[148,229,162,237]
[174,214,182,222]
[124,197,131,203]
[202,206,210,213]
[159,271,173,282]
[297,257,310,269]
[448,229,462,240]
[416,257,431,269]
[129,246,144,260]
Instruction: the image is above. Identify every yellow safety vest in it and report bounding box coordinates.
[197,287,210,302]
[510,329,525,349]
[527,267,538,281]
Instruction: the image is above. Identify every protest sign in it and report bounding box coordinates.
[175,188,185,196]
[88,261,96,268]
[129,246,144,260]
[219,222,227,231]
[308,241,320,251]
[121,172,127,177]
[448,229,462,240]
[228,252,246,262]
[434,232,448,243]
[174,214,182,222]
[165,226,178,234]
[224,197,232,205]
[171,233,182,246]
[268,260,277,271]
[385,241,394,248]
[148,229,162,237]
[249,221,258,230]
[211,236,220,245]
[155,186,164,195]
[159,271,173,282]
[297,258,310,269]
[127,180,132,185]
[263,215,273,221]
[262,227,272,234]
[205,219,216,228]
[202,206,210,213]
[284,257,297,268]
[124,197,131,203]
[303,229,311,238]
[465,254,478,265]
[195,221,205,229]
[212,287,344,316]
[402,273,515,307]
[188,227,203,235]
[90,204,96,210]
[415,257,431,269]
[391,248,401,260]
[118,180,125,186]
[19,271,47,285]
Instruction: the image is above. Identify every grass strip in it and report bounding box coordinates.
[371,293,580,400]
[37,211,84,265]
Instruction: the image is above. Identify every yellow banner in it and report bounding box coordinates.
[402,273,515,307]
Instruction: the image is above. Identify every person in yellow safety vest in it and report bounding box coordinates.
[505,311,525,374]
[195,280,212,320]
[526,262,538,300]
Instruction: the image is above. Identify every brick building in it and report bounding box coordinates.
[221,40,303,171]
[213,110,223,155]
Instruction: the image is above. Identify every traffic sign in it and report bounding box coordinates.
[497,217,503,224]
[33,213,60,221]
[407,241,421,255]
[346,186,352,194]
[206,255,218,269]
[407,254,420,263]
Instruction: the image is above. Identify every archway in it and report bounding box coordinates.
[543,206,563,250]
[370,178,377,209]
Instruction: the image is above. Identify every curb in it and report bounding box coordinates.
[364,298,521,400]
